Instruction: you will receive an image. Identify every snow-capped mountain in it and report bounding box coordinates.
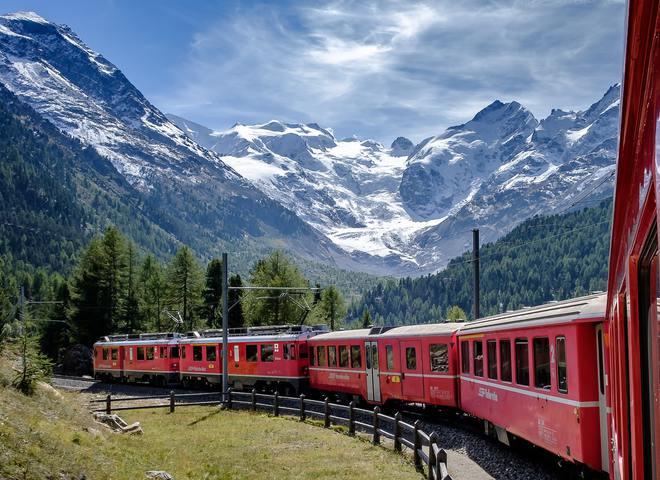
[169,85,618,275]
[0,11,355,268]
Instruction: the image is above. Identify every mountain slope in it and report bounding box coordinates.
[0,11,346,271]
[348,198,612,325]
[171,86,618,276]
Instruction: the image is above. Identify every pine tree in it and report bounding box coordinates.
[228,274,245,329]
[446,305,467,322]
[361,308,372,328]
[202,259,223,328]
[101,226,127,331]
[122,241,140,332]
[317,285,346,330]
[166,246,203,330]
[139,254,165,331]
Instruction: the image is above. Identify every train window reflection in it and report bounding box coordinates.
[429,344,448,373]
[328,345,337,367]
[147,347,155,361]
[261,344,274,362]
[246,344,258,362]
[206,345,217,362]
[351,346,362,368]
[500,340,512,382]
[137,347,145,361]
[192,346,202,362]
[406,347,417,370]
[386,345,394,370]
[556,336,568,393]
[487,340,497,379]
[515,338,529,386]
[317,346,327,366]
[339,346,349,368]
[533,338,551,389]
[461,341,470,373]
[473,341,483,377]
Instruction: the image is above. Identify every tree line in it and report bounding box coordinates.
[0,226,347,365]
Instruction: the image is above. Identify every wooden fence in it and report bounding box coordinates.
[90,389,452,480]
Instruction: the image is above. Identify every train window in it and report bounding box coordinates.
[556,336,568,393]
[429,344,448,373]
[386,345,394,370]
[461,341,470,373]
[487,340,497,379]
[500,340,512,382]
[309,345,316,365]
[171,346,180,359]
[160,347,167,359]
[246,345,258,362]
[351,346,362,368]
[289,343,296,360]
[102,348,109,360]
[261,344,274,362]
[328,346,337,367]
[137,347,145,361]
[317,346,327,366]
[283,344,290,360]
[299,344,308,359]
[193,346,202,362]
[181,346,186,359]
[129,348,133,361]
[339,346,349,367]
[111,348,118,361]
[406,347,417,370]
[473,341,483,377]
[533,338,551,389]
[147,347,155,361]
[515,339,529,386]
[371,344,379,370]
[206,346,217,362]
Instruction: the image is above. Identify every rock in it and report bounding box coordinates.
[37,381,63,398]
[61,344,93,376]
[145,471,174,479]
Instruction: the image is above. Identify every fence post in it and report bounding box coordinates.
[324,397,330,428]
[105,394,111,414]
[299,394,306,421]
[169,390,175,413]
[372,406,380,445]
[226,387,232,410]
[274,391,279,417]
[413,420,422,471]
[437,448,448,479]
[428,432,438,480]
[251,388,257,411]
[394,412,402,452]
[348,401,356,436]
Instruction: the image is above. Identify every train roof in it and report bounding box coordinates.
[379,322,465,338]
[458,293,607,334]
[309,328,372,341]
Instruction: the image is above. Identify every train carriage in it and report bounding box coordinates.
[93,333,182,385]
[607,0,660,478]
[377,323,463,408]
[179,325,321,394]
[457,294,608,472]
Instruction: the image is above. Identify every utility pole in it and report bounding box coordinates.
[19,286,26,385]
[472,229,480,321]
[221,252,229,403]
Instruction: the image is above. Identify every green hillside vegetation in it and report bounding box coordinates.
[0,348,418,480]
[349,198,611,325]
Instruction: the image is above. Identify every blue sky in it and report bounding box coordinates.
[3,0,625,143]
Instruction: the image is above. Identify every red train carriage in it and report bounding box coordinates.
[608,0,660,478]
[93,333,182,385]
[309,323,463,407]
[457,294,608,472]
[308,328,371,402]
[179,325,322,394]
[377,323,463,408]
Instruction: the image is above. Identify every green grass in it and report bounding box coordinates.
[0,351,420,479]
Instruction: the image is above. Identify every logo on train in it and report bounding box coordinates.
[477,387,498,402]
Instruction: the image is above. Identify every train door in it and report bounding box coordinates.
[595,324,609,474]
[400,339,424,402]
[639,229,660,479]
[365,341,381,403]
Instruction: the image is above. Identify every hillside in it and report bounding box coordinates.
[0,347,418,480]
[348,198,611,325]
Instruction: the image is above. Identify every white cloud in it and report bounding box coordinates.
[157,0,625,143]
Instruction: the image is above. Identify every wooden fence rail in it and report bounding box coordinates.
[92,389,451,480]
